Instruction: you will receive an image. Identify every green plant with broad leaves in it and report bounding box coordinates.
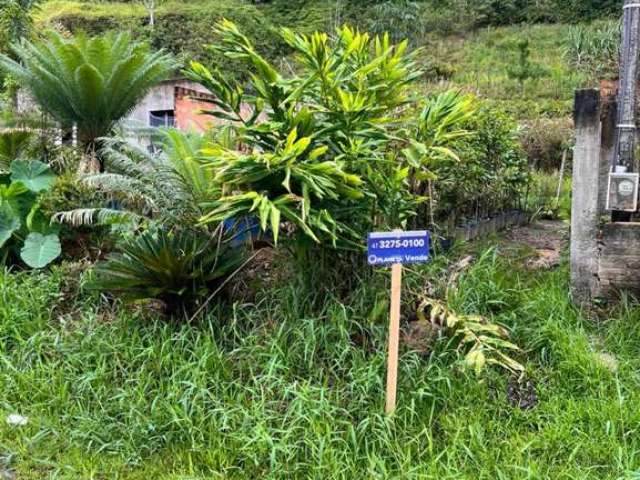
[416,297,524,376]
[87,227,246,314]
[0,159,60,268]
[54,129,247,314]
[185,20,426,249]
[0,31,175,167]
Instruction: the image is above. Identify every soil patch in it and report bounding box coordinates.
[503,220,568,270]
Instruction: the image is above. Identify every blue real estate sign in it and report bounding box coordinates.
[367,230,430,266]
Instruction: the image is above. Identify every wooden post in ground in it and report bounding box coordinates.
[385,262,402,414]
[571,89,602,305]
[555,149,567,209]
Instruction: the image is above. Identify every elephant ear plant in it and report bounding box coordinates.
[0,159,61,268]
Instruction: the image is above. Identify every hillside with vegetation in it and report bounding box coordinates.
[29,0,621,169]
[0,1,638,479]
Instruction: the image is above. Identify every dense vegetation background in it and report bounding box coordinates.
[2,1,638,479]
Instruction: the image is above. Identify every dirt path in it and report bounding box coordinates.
[502,220,569,270]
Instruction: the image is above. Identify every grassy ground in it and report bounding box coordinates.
[2,224,640,479]
[425,23,589,119]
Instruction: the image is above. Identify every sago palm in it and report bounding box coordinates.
[0,31,175,161]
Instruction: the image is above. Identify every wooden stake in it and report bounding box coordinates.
[385,262,402,414]
[555,149,567,209]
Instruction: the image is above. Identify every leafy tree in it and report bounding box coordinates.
[0,31,175,169]
[367,0,426,45]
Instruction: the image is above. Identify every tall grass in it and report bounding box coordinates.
[2,242,640,478]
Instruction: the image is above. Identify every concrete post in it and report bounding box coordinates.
[571,89,602,304]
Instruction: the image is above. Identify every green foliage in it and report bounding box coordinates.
[54,130,216,228]
[432,103,528,223]
[0,0,42,55]
[9,158,55,192]
[564,20,620,80]
[417,297,524,376]
[0,128,34,172]
[186,20,425,249]
[0,159,60,268]
[526,169,571,221]
[366,0,426,45]
[0,31,175,152]
[505,39,548,93]
[3,242,640,478]
[53,130,246,310]
[19,231,61,268]
[88,227,245,312]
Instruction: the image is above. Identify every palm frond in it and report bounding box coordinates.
[53,208,141,227]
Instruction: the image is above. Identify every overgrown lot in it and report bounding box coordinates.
[2,231,640,479]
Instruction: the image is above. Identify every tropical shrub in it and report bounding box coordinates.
[405,90,477,225]
[0,31,175,168]
[0,128,34,172]
[0,159,61,268]
[185,20,427,252]
[53,129,249,312]
[87,227,246,313]
[432,103,529,225]
[54,130,217,228]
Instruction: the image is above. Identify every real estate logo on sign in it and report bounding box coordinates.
[367,231,430,266]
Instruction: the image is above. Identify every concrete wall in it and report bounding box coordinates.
[597,223,640,299]
[572,87,640,303]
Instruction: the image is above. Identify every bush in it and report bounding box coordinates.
[186,21,427,251]
[87,227,246,314]
[433,103,529,225]
[518,118,573,171]
[0,159,62,268]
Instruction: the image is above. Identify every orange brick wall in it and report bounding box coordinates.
[174,87,217,132]
[174,87,263,133]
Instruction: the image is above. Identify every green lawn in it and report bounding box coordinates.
[1,230,639,479]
